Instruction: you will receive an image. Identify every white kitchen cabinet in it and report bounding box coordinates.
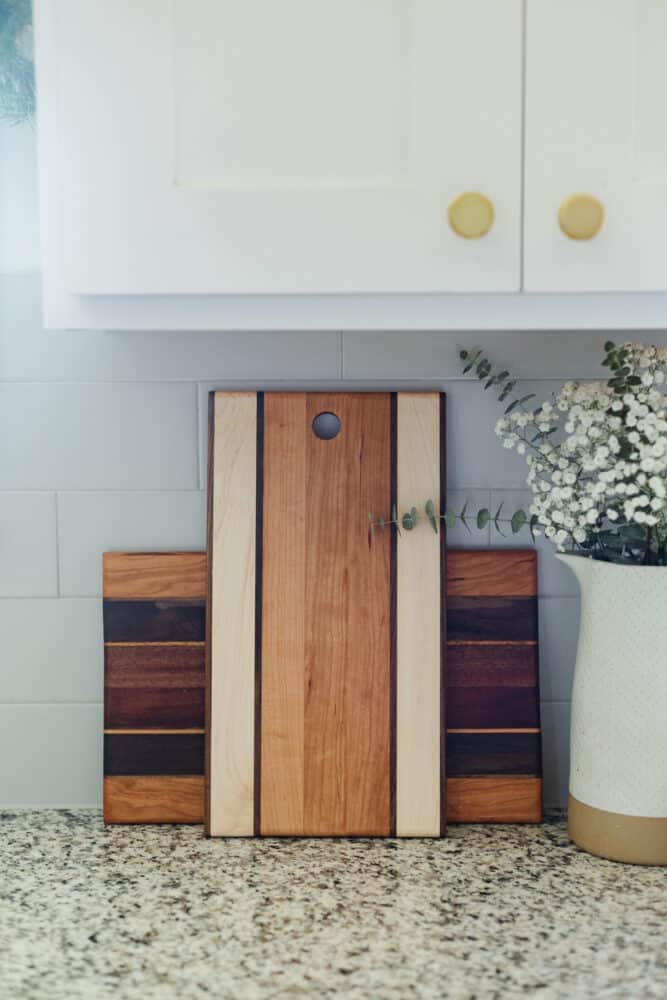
[525,0,667,292]
[34,0,522,327]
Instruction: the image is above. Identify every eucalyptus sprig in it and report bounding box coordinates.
[368,500,538,541]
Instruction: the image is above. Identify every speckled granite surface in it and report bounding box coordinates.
[0,812,664,1000]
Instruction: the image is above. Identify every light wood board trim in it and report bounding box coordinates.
[207,392,257,836]
[103,552,207,599]
[396,393,441,837]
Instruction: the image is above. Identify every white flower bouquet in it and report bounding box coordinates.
[462,341,667,565]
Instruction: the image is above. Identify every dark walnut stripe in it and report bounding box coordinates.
[103,600,205,643]
[104,733,204,776]
[447,597,538,643]
[447,687,540,730]
[447,643,537,687]
[446,732,541,777]
[104,688,205,729]
[105,644,205,687]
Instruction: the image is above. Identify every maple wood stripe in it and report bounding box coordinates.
[207,392,258,837]
[103,600,206,643]
[205,391,215,835]
[396,392,442,837]
[447,597,538,643]
[447,687,540,730]
[104,733,204,776]
[389,392,397,837]
[446,732,541,777]
[254,391,264,837]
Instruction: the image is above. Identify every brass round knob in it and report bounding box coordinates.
[448,192,495,239]
[558,194,604,240]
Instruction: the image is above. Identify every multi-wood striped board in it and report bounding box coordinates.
[207,392,446,837]
[103,552,541,826]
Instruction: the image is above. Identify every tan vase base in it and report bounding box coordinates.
[569,794,667,865]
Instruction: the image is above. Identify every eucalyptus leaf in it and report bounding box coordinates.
[476,508,490,530]
[511,509,527,534]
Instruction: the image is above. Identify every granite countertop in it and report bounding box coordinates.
[0,812,664,1000]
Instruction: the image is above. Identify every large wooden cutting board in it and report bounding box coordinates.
[207,392,446,837]
[103,549,542,825]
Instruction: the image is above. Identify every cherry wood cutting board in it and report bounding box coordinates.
[103,549,541,825]
[207,392,446,837]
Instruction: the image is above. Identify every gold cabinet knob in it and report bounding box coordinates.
[558,194,604,240]
[448,192,495,239]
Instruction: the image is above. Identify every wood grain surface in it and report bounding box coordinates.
[447,550,537,597]
[261,393,392,836]
[446,732,541,776]
[104,776,204,824]
[447,597,538,643]
[103,601,205,643]
[207,392,258,837]
[396,393,443,837]
[104,538,542,826]
[446,777,542,823]
[103,552,206,599]
[104,733,204,775]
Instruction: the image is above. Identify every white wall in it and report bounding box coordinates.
[3,122,663,810]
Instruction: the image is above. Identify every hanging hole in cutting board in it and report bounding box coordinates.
[312,411,341,440]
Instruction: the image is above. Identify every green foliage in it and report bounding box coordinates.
[368,499,535,542]
[0,0,35,124]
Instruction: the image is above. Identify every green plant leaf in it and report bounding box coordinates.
[511,509,527,534]
[476,508,490,530]
[604,340,615,352]
[402,512,415,531]
[445,509,457,529]
[529,514,540,542]
[379,517,385,530]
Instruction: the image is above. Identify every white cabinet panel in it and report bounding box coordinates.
[525,0,667,292]
[35,0,522,302]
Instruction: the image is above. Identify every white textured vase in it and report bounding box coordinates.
[558,555,667,864]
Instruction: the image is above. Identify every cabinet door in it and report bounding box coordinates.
[36,0,522,296]
[525,0,667,291]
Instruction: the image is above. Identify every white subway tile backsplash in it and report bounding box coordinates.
[57,491,206,596]
[342,330,667,380]
[0,704,102,806]
[0,599,102,702]
[0,382,198,490]
[0,275,342,381]
[538,598,580,702]
[540,702,571,811]
[0,493,58,597]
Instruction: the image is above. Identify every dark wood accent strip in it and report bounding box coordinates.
[389,392,397,837]
[104,733,204,776]
[104,776,205,824]
[447,777,542,823]
[105,643,205,688]
[104,689,205,730]
[447,687,539,730]
[254,391,264,837]
[446,550,537,597]
[103,600,205,643]
[447,597,538,643]
[439,392,447,837]
[103,552,206,600]
[446,732,541,777]
[447,643,538,687]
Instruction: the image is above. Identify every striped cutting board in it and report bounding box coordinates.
[103,549,541,825]
[207,392,446,837]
